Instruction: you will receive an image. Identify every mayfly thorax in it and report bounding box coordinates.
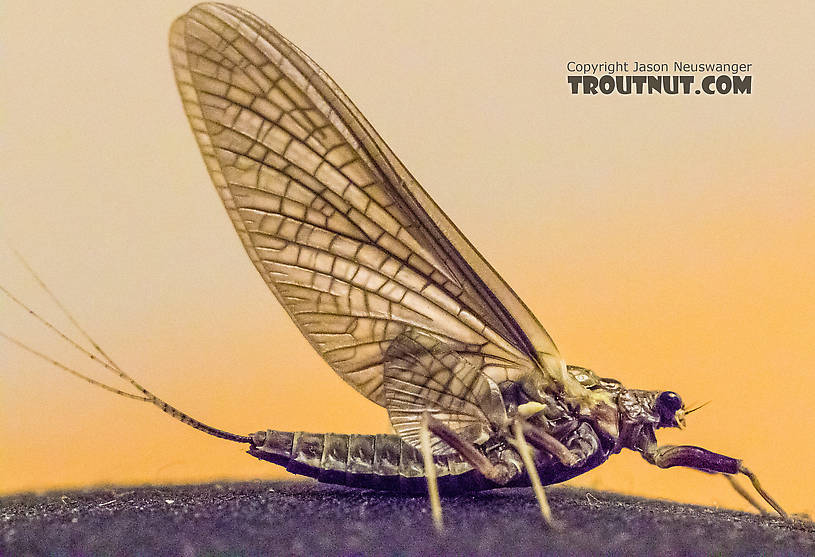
[2,3,789,529]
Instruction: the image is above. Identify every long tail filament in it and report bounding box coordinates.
[2,250,250,444]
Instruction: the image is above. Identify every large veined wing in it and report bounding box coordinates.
[169,3,574,406]
[384,329,508,454]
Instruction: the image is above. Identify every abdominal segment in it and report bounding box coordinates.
[247,426,609,494]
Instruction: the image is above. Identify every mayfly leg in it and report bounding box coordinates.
[420,412,443,532]
[643,443,788,518]
[423,414,515,485]
[518,420,582,468]
[736,464,787,518]
[512,420,556,528]
[422,414,556,527]
[2,251,251,444]
[724,473,769,515]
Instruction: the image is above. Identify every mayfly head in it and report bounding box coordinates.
[568,364,690,435]
[617,388,686,430]
[655,390,686,428]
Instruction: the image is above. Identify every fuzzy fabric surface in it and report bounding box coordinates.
[2,480,812,556]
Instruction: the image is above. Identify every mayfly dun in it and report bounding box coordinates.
[2,3,789,530]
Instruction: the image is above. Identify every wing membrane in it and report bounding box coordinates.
[384,329,507,454]
[169,3,567,404]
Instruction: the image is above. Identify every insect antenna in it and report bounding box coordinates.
[1,252,251,444]
[684,400,712,415]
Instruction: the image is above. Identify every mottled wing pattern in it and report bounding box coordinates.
[384,329,507,454]
[169,3,570,406]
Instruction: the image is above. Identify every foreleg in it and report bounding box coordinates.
[642,443,787,518]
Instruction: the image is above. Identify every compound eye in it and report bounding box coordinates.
[657,391,683,415]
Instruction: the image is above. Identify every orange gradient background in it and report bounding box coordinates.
[2,2,813,517]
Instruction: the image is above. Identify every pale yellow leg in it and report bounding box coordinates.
[512,420,556,527]
[724,474,768,515]
[738,464,788,518]
[420,412,443,532]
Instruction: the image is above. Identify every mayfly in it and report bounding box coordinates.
[4,3,788,529]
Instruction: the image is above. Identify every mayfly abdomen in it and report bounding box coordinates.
[247,430,485,494]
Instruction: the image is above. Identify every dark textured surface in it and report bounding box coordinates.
[1,480,812,556]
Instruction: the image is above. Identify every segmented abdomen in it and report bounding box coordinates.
[247,430,494,494]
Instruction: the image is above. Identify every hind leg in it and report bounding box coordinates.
[420,412,443,532]
[423,413,519,485]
